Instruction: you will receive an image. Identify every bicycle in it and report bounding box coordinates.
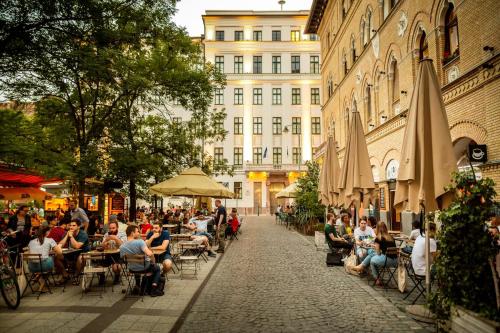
[0,233,21,309]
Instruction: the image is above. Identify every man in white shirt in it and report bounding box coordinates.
[412,223,437,276]
[354,217,376,260]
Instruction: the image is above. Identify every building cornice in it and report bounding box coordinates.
[305,0,329,34]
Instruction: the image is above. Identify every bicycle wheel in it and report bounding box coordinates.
[0,267,21,309]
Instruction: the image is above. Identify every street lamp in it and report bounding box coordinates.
[283,124,301,171]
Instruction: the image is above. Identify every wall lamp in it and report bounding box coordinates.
[371,29,378,33]
[367,84,373,87]
[401,90,407,96]
[483,46,494,52]
[381,115,387,120]
[369,124,375,130]
[379,70,386,75]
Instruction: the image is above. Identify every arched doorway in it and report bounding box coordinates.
[453,137,483,179]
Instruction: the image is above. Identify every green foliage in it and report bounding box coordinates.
[313,223,325,232]
[429,172,499,321]
[294,161,325,225]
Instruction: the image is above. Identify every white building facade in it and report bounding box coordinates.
[176,10,322,215]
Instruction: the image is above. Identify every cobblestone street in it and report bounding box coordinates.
[178,216,430,333]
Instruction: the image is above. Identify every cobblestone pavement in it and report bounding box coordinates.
[178,216,431,333]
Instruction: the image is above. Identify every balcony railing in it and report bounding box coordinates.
[244,163,301,172]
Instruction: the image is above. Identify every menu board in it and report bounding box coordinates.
[111,195,125,212]
[379,188,386,209]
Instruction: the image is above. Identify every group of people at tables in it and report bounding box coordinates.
[324,212,437,286]
[2,200,241,297]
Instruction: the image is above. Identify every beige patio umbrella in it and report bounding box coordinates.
[394,59,457,295]
[276,182,298,199]
[149,167,234,199]
[319,136,341,206]
[338,110,375,213]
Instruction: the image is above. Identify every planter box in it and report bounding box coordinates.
[451,306,500,333]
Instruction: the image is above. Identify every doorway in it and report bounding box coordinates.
[253,182,262,215]
[269,182,284,215]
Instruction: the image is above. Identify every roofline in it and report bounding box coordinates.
[203,10,310,18]
[305,0,328,34]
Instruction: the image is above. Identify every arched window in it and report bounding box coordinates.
[365,85,372,120]
[342,0,347,20]
[344,107,350,143]
[444,2,459,61]
[343,53,348,76]
[360,19,366,48]
[366,10,373,39]
[351,36,357,63]
[391,59,400,114]
[419,30,429,61]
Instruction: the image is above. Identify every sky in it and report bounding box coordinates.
[173,0,314,36]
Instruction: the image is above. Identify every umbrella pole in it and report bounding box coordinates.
[422,204,431,299]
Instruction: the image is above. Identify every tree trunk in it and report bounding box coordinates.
[98,187,105,218]
[78,178,85,208]
[129,175,137,222]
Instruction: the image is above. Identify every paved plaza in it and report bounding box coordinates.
[0,216,431,333]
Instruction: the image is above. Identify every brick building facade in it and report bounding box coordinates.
[306,0,500,227]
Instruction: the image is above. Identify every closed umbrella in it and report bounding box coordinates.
[338,110,375,220]
[150,167,234,199]
[319,136,341,206]
[394,59,457,295]
[276,182,298,199]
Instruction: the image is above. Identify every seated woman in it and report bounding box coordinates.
[338,213,353,242]
[28,226,66,284]
[351,221,397,285]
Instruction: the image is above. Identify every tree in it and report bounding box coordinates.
[0,0,183,206]
[294,161,325,234]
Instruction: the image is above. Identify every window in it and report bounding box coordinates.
[234,117,243,134]
[292,117,301,134]
[311,88,320,105]
[253,56,262,74]
[234,88,243,105]
[253,30,262,41]
[291,30,300,41]
[215,30,224,41]
[342,0,347,20]
[291,55,300,73]
[234,182,242,199]
[383,0,396,20]
[391,60,400,104]
[214,147,224,165]
[366,85,372,120]
[367,10,373,39]
[272,56,281,74]
[234,30,244,41]
[444,3,459,62]
[172,117,182,123]
[214,88,224,105]
[310,55,319,74]
[292,88,301,105]
[272,88,282,105]
[309,34,319,41]
[418,31,429,61]
[351,36,356,63]
[234,56,243,74]
[361,19,366,47]
[214,118,224,132]
[273,148,282,165]
[311,117,321,135]
[233,148,243,166]
[272,30,281,41]
[343,53,348,75]
[253,88,262,105]
[292,147,301,164]
[253,147,262,164]
[253,117,262,134]
[215,56,224,73]
[272,117,282,135]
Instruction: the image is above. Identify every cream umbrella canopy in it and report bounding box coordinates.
[276,182,298,199]
[149,167,234,198]
[338,110,375,210]
[319,136,341,206]
[394,59,457,296]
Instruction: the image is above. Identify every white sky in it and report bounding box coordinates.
[173,0,313,36]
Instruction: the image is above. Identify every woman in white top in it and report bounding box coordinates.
[27,226,62,273]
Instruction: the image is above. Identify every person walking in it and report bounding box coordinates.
[214,199,227,253]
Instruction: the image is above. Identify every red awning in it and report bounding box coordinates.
[0,166,61,187]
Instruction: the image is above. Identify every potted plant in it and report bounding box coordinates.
[294,161,325,236]
[429,172,500,332]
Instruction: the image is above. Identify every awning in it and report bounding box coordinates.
[0,187,54,202]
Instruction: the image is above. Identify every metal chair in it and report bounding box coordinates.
[122,254,151,301]
[373,247,399,289]
[400,251,427,304]
[21,253,56,299]
[80,252,113,297]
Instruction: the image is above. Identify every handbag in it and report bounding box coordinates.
[326,252,343,266]
[397,263,407,293]
[344,254,359,275]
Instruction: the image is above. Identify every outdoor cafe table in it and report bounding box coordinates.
[163,224,178,233]
[170,234,192,242]
[177,241,201,256]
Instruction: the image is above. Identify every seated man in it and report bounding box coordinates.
[145,222,173,274]
[325,213,353,253]
[411,223,437,276]
[121,225,163,297]
[354,217,375,260]
[186,217,216,258]
[101,220,127,284]
[58,218,90,282]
